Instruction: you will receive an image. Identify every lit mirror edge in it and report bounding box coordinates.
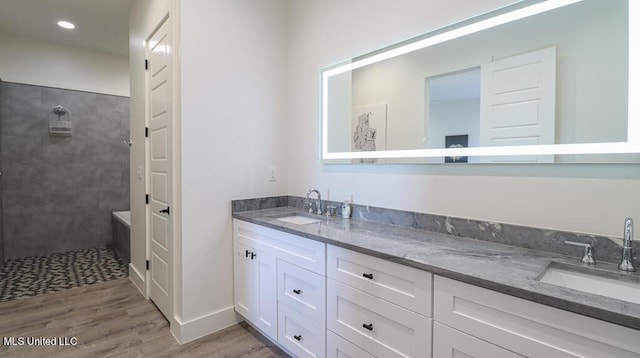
[322,142,640,160]
[320,0,640,162]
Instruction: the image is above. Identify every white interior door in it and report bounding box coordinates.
[480,47,556,163]
[146,17,173,320]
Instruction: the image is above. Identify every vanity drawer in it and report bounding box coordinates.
[277,259,326,322]
[278,303,325,358]
[327,244,432,316]
[326,330,376,358]
[234,220,325,275]
[433,322,524,358]
[434,275,640,357]
[327,279,432,358]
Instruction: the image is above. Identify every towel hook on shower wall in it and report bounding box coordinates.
[48,105,72,137]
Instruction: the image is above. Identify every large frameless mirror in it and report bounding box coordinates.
[322,0,640,164]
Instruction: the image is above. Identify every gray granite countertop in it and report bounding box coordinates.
[233,206,640,331]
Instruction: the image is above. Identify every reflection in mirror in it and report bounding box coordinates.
[323,0,639,163]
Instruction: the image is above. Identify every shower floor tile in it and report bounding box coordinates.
[0,247,128,302]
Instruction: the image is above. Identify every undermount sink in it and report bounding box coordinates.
[275,214,321,225]
[537,262,640,305]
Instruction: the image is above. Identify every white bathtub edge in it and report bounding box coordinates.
[112,211,131,228]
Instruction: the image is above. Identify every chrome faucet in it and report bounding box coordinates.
[618,217,636,272]
[305,188,323,215]
[564,241,596,265]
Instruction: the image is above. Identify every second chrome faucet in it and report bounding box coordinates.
[618,217,636,272]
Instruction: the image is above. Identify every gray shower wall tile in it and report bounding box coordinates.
[1,134,43,164]
[41,136,100,165]
[42,188,99,215]
[0,112,47,137]
[98,186,130,212]
[96,161,129,189]
[1,82,130,258]
[41,163,91,190]
[2,190,46,216]
[2,82,44,114]
[2,212,50,239]
[96,137,130,163]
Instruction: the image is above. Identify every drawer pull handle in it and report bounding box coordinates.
[245,249,250,258]
[294,335,302,341]
[250,252,256,260]
[293,289,302,295]
[362,273,374,280]
[362,323,373,331]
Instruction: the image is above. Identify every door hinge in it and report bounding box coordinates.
[145,194,149,204]
[145,127,149,138]
[146,260,150,270]
[145,59,149,70]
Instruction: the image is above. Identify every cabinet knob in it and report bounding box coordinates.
[293,335,302,341]
[362,273,374,280]
[293,289,302,295]
[362,323,373,331]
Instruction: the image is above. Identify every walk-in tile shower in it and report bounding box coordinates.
[0,80,130,261]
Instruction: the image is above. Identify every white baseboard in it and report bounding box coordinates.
[128,263,147,298]
[170,306,241,344]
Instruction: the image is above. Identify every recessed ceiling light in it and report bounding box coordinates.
[57,21,75,30]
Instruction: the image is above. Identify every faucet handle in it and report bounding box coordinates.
[564,241,596,265]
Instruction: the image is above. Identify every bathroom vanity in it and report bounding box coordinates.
[232,204,640,358]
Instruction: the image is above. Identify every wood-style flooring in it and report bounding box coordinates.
[0,278,288,357]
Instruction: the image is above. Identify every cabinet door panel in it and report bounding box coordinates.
[327,245,432,317]
[327,279,432,358]
[234,241,254,320]
[278,259,326,322]
[433,322,524,358]
[254,248,277,340]
[233,240,277,341]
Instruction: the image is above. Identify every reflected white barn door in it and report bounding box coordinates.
[480,47,556,163]
[146,17,173,320]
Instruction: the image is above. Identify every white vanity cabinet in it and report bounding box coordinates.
[326,244,433,358]
[433,275,640,358]
[234,219,640,358]
[233,220,326,357]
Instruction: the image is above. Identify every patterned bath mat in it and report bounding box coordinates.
[0,247,128,302]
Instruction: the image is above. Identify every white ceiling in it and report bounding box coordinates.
[0,0,134,57]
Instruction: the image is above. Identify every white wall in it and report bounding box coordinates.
[0,33,129,96]
[177,0,289,341]
[130,0,288,343]
[287,0,640,239]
